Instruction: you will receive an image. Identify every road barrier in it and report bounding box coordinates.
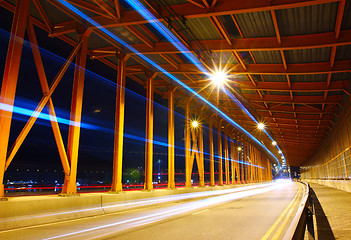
[283,182,313,240]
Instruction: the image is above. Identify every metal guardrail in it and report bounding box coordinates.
[283,182,313,240]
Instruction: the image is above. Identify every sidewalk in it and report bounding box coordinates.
[308,182,351,240]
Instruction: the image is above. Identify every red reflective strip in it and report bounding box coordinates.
[4,181,231,193]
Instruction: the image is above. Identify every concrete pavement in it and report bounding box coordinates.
[0,181,304,240]
[308,182,351,240]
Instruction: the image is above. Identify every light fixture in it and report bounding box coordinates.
[272,141,277,146]
[257,123,265,130]
[278,150,282,154]
[237,147,242,151]
[191,120,199,128]
[211,71,228,86]
[281,156,284,159]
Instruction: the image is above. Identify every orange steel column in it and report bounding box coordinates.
[235,137,240,182]
[234,137,238,183]
[217,121,223,186]
[0,0,29,199]
[249,144,252,182]
[111,53,127,192]
[4,42,82,172]
[189,127,197,175]
[185,101,192,187]
[249,144,253,183]
[246,143,250,182]
[255,150,258,182]
[246,143,250,183]
[258,149,261,182]
[247,143,250,182]
[62,30,89,195]
[240,141,244,183]
[26,19,70,176]
[167,87,175,189]
[224,129,229,185]
[144,72,156,191]
[230,135,235,184]
[267,159,272,180]
[253,147,258,182]
[208,118,215,186]
[198,121,205,187]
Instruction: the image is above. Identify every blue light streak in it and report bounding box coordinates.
[0,27,263,169]
[0,24,262,167]
[56,0,280,165]
[1,99,261,168]
[0,103,95,130]
[124,0,282,164]
[123,0,209,75]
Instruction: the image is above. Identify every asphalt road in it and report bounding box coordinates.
[0,180,302,240]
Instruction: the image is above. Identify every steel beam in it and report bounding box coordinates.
[26,18,70,176]
[240,80,349,91]
[62,30,89,195]
[144,72,156,191]
[243,94,343,105]
[198,119,205,187]
[89,30,351,55]
[5,42,82,171]
[111,53,127,192]
[217,120,223,186]
[224,128,230,185]
[0,0,29,199]
[230,136,236,184]
[167,87,176,189]
[208,116,215,186]
[51,0,339,36]
[240,141,244,183]
[116,61,351,76]
[185,100,192,187]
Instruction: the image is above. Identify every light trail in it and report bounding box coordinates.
[0,102,94,129]
[125,0,285,163]
[41,182,285,239]
[0,99,262,168]
[0,26,263,168]
[56,0,280,165]
[0,26,266,169]
[1,182,276,228]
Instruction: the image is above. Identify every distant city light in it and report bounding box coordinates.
[237,147,242,151]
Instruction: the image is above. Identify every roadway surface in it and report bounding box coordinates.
[0,180,303,240]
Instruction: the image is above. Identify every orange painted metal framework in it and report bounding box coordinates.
[1,0,350,198]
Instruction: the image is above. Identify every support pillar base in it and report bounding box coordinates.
[0,184,7,201]
[142,189,154,192]
[110,184,123,193]
[108,190,124,194]
[58,193,80,197]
